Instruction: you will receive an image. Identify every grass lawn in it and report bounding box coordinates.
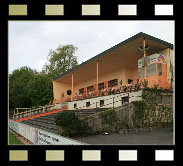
[9,131,23,145]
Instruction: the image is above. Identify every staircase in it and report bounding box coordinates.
[21,108,110,134]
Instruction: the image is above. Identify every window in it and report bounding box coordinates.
[100,100,104,107]
[108,79,118,87]
[87,85,94,92]
[165,96,170,104]
[128,79,133,84]
[138,67,145,78]
[74,103,77,108]
[146,64,156,77]
[98,82,104,90]
[122,97,129,104]
[79,88,84,94]
[157,95,162,104]
[158,63,162,75]
[86,102,90,107]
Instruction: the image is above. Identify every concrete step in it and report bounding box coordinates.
[23,120,58,130]
[21,108,110,135]
[22,122,58,134]
[28,118,56,124]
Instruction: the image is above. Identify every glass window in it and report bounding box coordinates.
[74,103,77,108]
[100,100,104,107]
[98,82,104,90]
[165,96,170,104]
[87,85,94,92]
[79,88,84,94]
[128,79,133,84]
[122,97,129,104]
[146,64,156,77]
[108,79,118,87]
[157,95,162,104]
[86,102,90,107]
[138,67,145,78]
[158,63,162,75]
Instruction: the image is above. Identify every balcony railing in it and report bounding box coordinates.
[53,83,142,104]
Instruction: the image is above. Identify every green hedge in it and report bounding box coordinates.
[55,111,91,137]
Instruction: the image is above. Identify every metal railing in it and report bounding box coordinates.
[13,104,55,120]
[53,83,142,104]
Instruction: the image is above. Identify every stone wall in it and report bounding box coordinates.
[83,102,173,133]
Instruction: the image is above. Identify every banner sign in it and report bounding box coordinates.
[138,54,166,68]
[9,120,84,145]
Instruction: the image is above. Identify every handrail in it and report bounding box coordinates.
[53,84,142,104]
[13,103,56,120]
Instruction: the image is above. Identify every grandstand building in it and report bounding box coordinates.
[52,32,174,110]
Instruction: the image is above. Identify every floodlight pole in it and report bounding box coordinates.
[143,39,147,79]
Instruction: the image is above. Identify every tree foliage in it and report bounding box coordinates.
[9,66,37,110]
[25,74,53,107]
[9,44,78,112]
[42,44,78,78]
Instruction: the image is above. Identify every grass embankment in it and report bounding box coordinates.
[9,131,23,145]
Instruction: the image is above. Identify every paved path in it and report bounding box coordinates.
[74,128,173,145]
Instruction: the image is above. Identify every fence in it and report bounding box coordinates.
[13,104,55,120]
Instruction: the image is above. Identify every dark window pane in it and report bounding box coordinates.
[146,64,156,77]
[74,103,77,108]
[157,95,162,104]
[158,63,162,75]
[87,85,94,92]
[86,102,90,107]
[79,88,84,94]
[108,79,118,87]
[98,82,104,90]
[122,97,129,104]
[165,96,170,104]
[100,100,104,107]
[128,79,133,84]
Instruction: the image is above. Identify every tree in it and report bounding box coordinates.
[25,74,53,107]
[42,45,78,78]
[9,66,37,110]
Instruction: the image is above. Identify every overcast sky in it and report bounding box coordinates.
[9,21,174,74]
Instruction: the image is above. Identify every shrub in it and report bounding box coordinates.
[100,109,120,132]
[55,111,91,137]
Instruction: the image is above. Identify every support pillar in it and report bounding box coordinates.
[97,61,99,96]
[143,39,147,79]
[71,72,74,101]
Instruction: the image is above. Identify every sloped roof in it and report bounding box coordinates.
[53,32,173,81]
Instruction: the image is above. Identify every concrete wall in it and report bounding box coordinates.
[84,101,173,132]
[68,90,142,110]
[85,104,136,132]
[9,120,84,145]
[53,81,71,101]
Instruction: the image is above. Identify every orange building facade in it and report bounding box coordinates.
[52,33,174,103]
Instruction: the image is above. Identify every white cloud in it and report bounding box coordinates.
[8,21,174,73]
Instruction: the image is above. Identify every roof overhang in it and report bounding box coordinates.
[53,32,173,84]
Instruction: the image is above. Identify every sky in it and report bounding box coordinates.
[9,21,174,74]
